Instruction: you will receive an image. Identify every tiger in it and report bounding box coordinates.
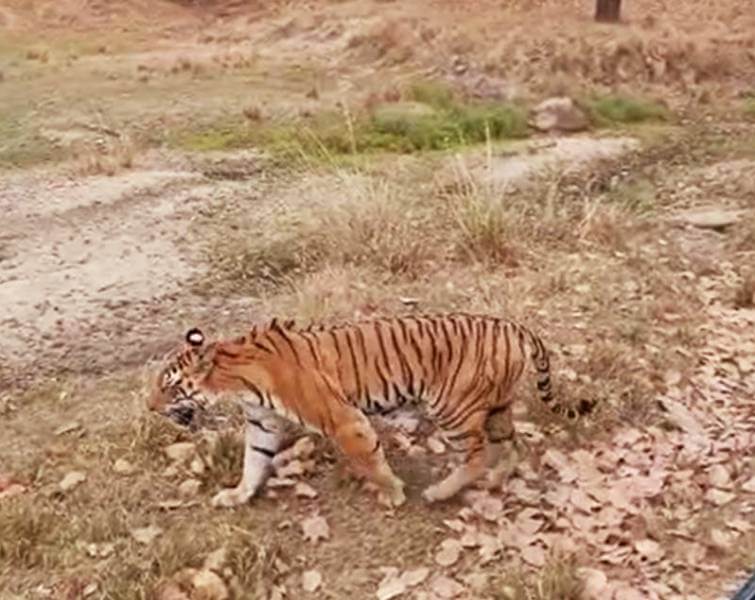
[148,313,592,508]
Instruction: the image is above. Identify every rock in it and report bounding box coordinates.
[301,570,322,593]
[530,97,589,133]
[679,209,741,231]
[59,471,87,491]
[113,458,137,476]
[178,478,202,497]
[203,547,227,573]
[165,442,196,463]
[191,569,228,599]
[131,525,163,545]
[153,581,190,600]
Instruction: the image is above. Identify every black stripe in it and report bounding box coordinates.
[388,324,412,395]
[253,341,274,353]
[501,323,511,388]
[329,330,343,360]
[251,445,276,458]
[235,376,267,407]
[344,329,363,404]
[301,332,322,368]
[440,380,493,430]
[247,418,275,433]
[276,328,303,366]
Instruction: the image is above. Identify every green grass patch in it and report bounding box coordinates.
[744,97,755,120]
[585,94,670,126]
[170,79,530,157]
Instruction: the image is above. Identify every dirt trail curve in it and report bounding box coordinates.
[0,167,209,386]
[0,137,637,390]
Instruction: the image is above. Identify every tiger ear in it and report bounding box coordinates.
[185,328,205,348]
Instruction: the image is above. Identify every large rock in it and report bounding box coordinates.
[530,97,590,132]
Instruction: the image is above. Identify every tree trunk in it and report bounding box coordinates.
[595,0,622,22]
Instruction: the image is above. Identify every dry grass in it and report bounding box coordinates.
[71,135,137,177]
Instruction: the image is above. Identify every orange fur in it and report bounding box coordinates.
[149,314,591,506]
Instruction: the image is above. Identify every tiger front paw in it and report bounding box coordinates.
[210,487,252,508]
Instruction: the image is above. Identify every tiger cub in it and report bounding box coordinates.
[148,314,591,508]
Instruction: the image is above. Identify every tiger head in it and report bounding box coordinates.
[148,327,216,428]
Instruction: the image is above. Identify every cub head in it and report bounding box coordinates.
[148,327,215,428]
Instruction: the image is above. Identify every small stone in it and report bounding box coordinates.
[113,458,137,476]
[59,471,86,491]
[178,478,202,497]
[165,442,196,463]
[302,569,322,593]
[131,525,163,545]
[530,97,589,132]
[680,208,741,231]
[191,569,228,599]
[203,547,227,572]
[190,457,205,476]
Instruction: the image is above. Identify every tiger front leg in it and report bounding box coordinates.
[211,409,287,508]
[334,410,406,508]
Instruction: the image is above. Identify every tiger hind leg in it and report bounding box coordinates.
[483,404,518,489]
[333,408,406,508]
[422,421,489,503]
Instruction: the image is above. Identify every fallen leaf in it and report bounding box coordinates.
[54,421,82,436]
[705,488,735,506]
[471,494,503,521]
[710,528,732,550]
[164,442,196,463]
[178,478,202,497]
[543,449,577,482]
[86,543,115,558]
[277,459,315,478]
[657,398,704,434]
[82,583,98,598]
[400,568,429,587]
[59,471,87,492]
[435,538,463,567]
[570,488,599,513]
[191,569,228,600]
[190,458,205,476]
[267,477,297,488]
[612,584,646,600]
[376,575,406,600]
[203,547,227,572]
[707,464,731,489]
[153,581,190,600]
[634,539,664,562]
[301,515,330,543]
[302,570,322,593]
[131,525,163,545]
[443,519,466,533]
[295,482,318,499]
[430,575,465,599]
[578,568,608,600]
[521,544,546,567]
[728,518,752,534]
[157,499,185,511]
[741,476,755,493]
